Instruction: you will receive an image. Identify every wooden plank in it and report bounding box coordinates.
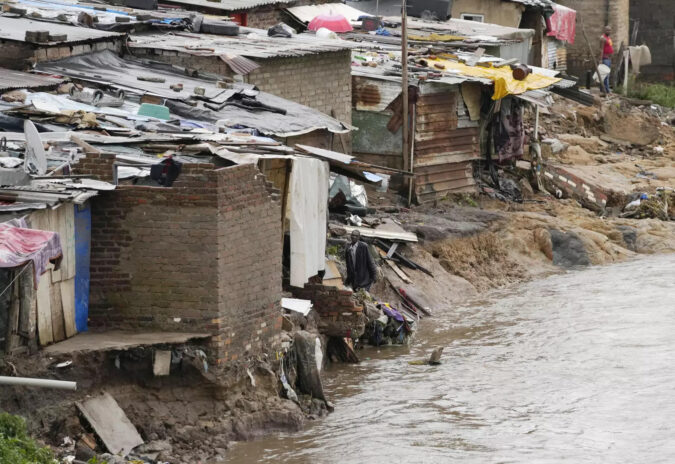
[61,204,76,280]
[378,249,412,284]
[416,120,459,132]
[417,112,460,124]
[415,135,478,150]
[77,392,144,457]
[50,272,65,342]
[60,279,77,338]
[342,225,418,243]
[415,146,479,158]
[36,268,53,346]
[416,176,476,194]
[417,93,458,104]
[416,104,456,115]
[5,276,21,352]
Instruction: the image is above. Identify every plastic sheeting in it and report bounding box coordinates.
[0,218,62,287]
[289,157,328,287]
[430,57,561,100]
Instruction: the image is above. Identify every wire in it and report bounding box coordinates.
[0,264,31,300]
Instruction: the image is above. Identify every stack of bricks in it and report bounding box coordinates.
[71,152,116,182]
[87,162,283,365]
[291,284,365,338]
[555,0,630,78]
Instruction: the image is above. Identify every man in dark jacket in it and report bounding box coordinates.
[345,230,377,291]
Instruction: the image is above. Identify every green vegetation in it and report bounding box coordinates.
[621,79,675,108]
[326,245,340,257]
[0,413,56,464]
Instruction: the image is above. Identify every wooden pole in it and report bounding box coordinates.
[401,0,411,204]
[579,15,607,96]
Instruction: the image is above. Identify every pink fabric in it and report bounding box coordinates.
[308,14,353,33]
[0,220,62,287]
[546,4,576,44]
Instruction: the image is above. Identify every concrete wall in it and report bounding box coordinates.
[450,0,524,27]
[629,0,674,81]
[556,0,630,78]
[78,157,283,365]
[129,48,353,130]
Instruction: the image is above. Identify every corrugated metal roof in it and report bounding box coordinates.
[129,30,359,59]
[0,17,123,44]
[0,69,64,92]
[159,0,293,12]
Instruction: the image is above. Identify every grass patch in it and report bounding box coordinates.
[0,413,56,464]
[621,79,675,108]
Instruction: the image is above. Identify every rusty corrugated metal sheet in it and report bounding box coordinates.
[413,89,478,202]
[0,69,64,92]
[352,76,401,112]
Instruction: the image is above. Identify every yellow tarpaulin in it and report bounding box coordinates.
[430,57,561,100]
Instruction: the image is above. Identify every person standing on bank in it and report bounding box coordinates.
[345,230,377,291]
[599,25,614,93]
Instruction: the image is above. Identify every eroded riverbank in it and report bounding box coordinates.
[226,253,675,463]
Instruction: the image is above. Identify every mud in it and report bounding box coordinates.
[0,347,306,463]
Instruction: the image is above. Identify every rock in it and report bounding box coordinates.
[328,223,347,236]
[556,134,608,153]
[603,105,660,146]
[617,225,638,251]
[533,228,553,260]
[75,443,96,461]
[549,229,590,267]
[428,347,443,365]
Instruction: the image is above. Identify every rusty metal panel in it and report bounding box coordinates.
[352,76,401,112]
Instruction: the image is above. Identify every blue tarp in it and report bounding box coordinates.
[74,203,91,332]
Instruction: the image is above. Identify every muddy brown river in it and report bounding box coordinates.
[227,254,675,463]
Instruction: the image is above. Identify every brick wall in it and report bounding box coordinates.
[245,50,353,128]
[629,0,674,81]
[129,48,353,130]
[71,152,115,182]
[556,0,630,78]
[0,39,121,70]
[291,284,365,338]
[87,162,283,364]
[214,164,284,363]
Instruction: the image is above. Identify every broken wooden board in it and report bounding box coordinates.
[49,270,65,342]
[323,259,344,289]
[342,225,418,243]
[60,278,77,338]
[77,392,143,457]
[36,269,53,346]
[377,249,412,284]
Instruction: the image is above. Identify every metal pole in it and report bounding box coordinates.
[0,376,77,390]
[401,0,410,204]
[376,0,379,19]
[407,103,416,205]
[533,105,540,139]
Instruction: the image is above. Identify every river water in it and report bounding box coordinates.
[227,254,675,463]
